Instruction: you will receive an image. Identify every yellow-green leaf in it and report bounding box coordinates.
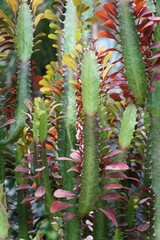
[102,51,113,68]
[48,34,58,40]
[72,0,81,6]
[34,13,44,27]
[6,0,18,18]
[0,37,5,42]
[63,54,78,73]
[103,64,114,79]
[31,0,43,14]
[44,9,58,21]
[0,9,15,29]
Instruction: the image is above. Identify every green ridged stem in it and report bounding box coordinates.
[0,2,33,145]
[81,0,94,42]
[148,81,160,239]
[58,0,78,190]
[78,50,100,216]
[15,143,29,240]
[41,143,53,215]
[93,201,109,240]
[16,2,33,61]
[116,0,147,106]
[113,228,123,240]
[147,2,160,236]
[57,1,81,239]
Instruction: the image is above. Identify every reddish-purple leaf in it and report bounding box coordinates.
[67,166,80,173]
[54,189,75,200]
[0,115,4,120]
[21,195,36,204]
[0,118,16,129]
[137,222,150,232]
[35,166,46,172]
[70,150,82,163]
[105,149,122,158]
[63,212,75,221]
[104,162,129,171]
[17,184,32,190]
[15,165,30,172]
[101,193,128,202]
[98,208,118,227]
[150,41,160,49]
[58,157,77,163]
[151,51,160,60]
[148,16,160,22]
[35,186,46,198]
[104,172,140,182]
[103,183,123,190]
[138,7,152,18]
[139,197,151,204]
[50,201,73,213]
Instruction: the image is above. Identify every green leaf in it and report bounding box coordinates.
[119,104,137,149]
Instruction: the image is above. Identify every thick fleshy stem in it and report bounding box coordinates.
[15,143,29,239]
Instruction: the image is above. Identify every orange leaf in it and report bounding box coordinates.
[95,10,108,21]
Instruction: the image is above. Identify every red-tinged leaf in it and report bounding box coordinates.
[50,201,73,213]
[102,19,116,30]
[58,157,77,163]
[67,166,80,173]
[103,2,116,17]
[109,93,122,101]
[137,221,150,232]
[149,86,156,93]
[35,186,46,198]
[63,212,75,221]
[151,51,160,60]
[0,115,4,120]
[15,165,30,172]
[105,172,140,182]
[95,9,108,21]
[17,184,32,190]
[98,31,118,42]
[21,195,36,204]
[98,208,118,227]
[104,162,129,171]
[150,41,160,49]
[103,183,123,190]
[139,197,151,204]
[105,149,122,158]
[134,1,146,14]
[150,59,160,72]
[35,166,46,172]
[137,7,152,18]
[105,171,127,179]
[152,72,160,82]
[148,16,160,22]
[0,118,16,129]
[141,21,154,31]
[101,193,128,202]
[70,150,82,163]
[54,189,75,200]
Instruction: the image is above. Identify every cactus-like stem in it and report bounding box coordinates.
[78,50,100,216]
[57,1,81,239]
[15,143,29,239]
[41,142,53,215]
[0,1,33,145]
[93,201,109,240]
[116,0,147,106]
